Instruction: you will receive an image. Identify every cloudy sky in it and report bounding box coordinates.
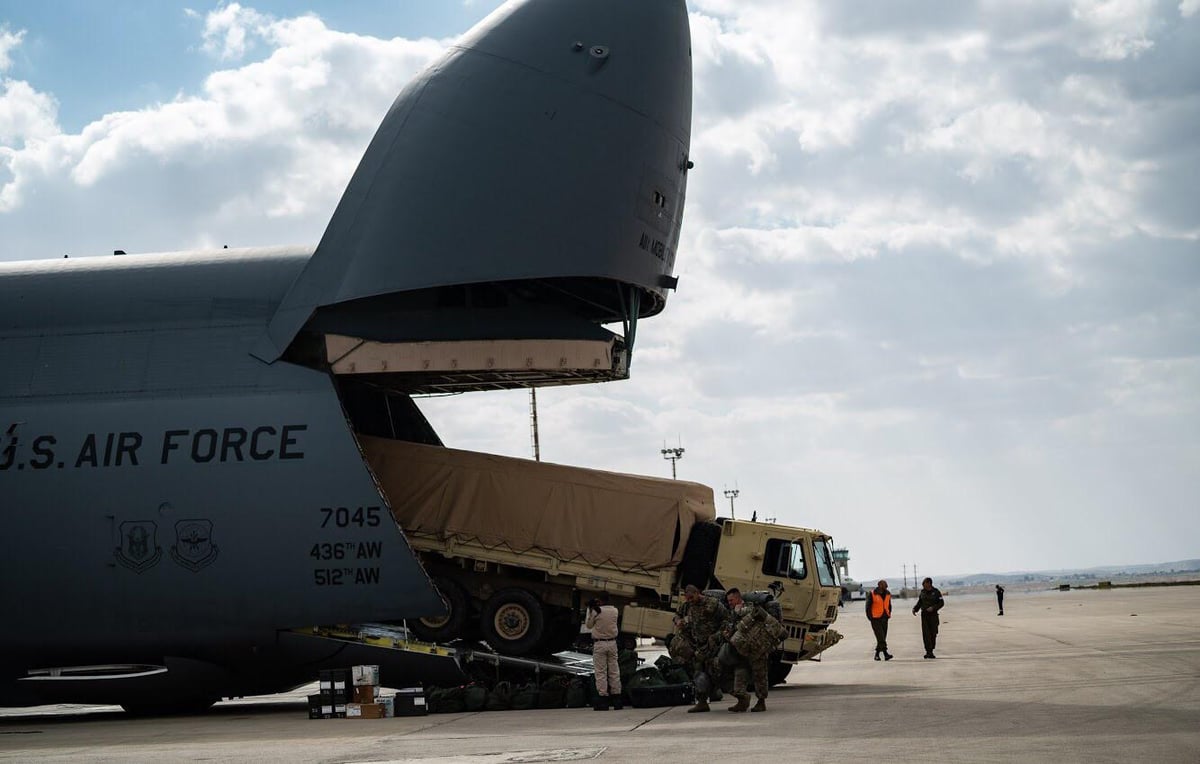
[2,1,1197,582]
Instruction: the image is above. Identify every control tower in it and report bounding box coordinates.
[833,547,851,580]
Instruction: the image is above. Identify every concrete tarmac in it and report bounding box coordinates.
[2,586,1198,763]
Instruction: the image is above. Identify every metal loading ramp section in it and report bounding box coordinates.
[325,334,629,394]
[289,624,593,687]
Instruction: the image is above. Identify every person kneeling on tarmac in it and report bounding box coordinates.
[724,588,782,713]
[671,584,728,713]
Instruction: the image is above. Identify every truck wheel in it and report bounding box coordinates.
[409,577,469,644]
[481,588,546,656]
[678,522,721,590]
[768,657,793,686]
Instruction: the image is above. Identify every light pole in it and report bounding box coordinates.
[723,488,739,520]
[661,445,685,479]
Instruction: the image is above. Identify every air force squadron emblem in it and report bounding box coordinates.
[114,521,162,573]
[171,519,219,572]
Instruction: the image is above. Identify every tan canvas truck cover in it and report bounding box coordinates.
[359,436,717,572]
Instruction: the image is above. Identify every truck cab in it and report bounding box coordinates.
[709,519,843,663]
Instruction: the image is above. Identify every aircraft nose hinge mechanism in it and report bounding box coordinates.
[616,284,641,364]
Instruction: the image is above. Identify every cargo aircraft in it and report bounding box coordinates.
[0,0,692,712]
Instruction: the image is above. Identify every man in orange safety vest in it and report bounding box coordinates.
[866,579,893,661]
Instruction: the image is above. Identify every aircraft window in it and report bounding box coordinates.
[762,538,806,580]
[814,538,837,587]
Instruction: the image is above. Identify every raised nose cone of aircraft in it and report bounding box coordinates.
[259,0,693,360]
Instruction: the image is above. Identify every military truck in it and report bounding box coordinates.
[360,436,843,680]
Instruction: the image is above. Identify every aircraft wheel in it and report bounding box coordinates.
[408,577,469,643]
[481,588,545,656]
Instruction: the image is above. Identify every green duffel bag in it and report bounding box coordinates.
[426,686,465,714]
[537,676,569,709]
[565,676,588,708]
[510,682,539,711]
[654,655,693,685]
[626,667,666,690]
[463,683,489,712]
[618,649,639,684]
[485,680,514,711]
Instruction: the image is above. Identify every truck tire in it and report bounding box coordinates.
[678,522,721,590]
[768,656,793,686]
[408,577,469,643]
[481,588,546,656]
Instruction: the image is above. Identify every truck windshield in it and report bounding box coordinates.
[814,538,837,587]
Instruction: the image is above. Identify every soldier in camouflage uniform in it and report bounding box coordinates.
[672,584,728,713]
[724,588,776,713]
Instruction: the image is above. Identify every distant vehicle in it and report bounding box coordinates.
[841,579,866,603]
[0,0,694,712]
[364,437,843,685]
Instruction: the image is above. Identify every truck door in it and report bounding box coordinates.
[760,537,817,620]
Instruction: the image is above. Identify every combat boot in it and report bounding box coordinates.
[751,698,766,712]
[727,694,749,713]
[687,699,710,713]
[611,695,624,710]
[592,695,610,711]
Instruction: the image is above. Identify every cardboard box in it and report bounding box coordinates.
[350,702,385,719]
[377,696,395,718]
[353,665,380,686]
[353,685,378,705]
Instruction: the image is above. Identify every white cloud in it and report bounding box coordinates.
[197,2,272,61]
[0,26,22,73]
[0,8,444,249]
[1071,0,1159,60]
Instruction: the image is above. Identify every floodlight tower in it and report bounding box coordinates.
[723,487,739,520]
[661,445,685,479]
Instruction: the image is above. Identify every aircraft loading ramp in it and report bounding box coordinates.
[286,624,594,690]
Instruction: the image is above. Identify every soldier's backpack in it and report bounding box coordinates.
[667,632,694,664]
[717,641,742,667]
[731,605,785,658]
[744,591,785,623]
[485,680,514,711]
[463,683,489,712]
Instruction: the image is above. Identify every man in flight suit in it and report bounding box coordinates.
[912,577,945,658]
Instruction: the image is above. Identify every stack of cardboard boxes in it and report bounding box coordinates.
[307,665,427,720]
